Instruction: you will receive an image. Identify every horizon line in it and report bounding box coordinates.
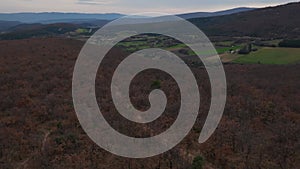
[0,2,289,15]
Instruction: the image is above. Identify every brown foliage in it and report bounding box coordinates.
[0,38,299,169]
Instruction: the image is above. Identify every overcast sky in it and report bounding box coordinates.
[0,0,297,14]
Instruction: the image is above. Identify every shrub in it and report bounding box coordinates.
[54,137,64,145]
[192,155,205,169]
[151,80,161,89]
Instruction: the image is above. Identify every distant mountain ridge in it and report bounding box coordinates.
[0,8,259,32]
[0,20,21,31]
[178,7,256,19]
[0,8,256,23]
[0,12,124,23]
[1,2,299,39]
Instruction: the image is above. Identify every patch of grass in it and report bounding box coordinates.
[185,45,241,56]
[233,47,300,64]
[263,39,282,46]
[117,41,147,47]
[214,41,234,46]
[75,28,89,34]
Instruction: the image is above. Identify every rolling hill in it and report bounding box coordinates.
[0,20,21,31]
[0,23,81,40]
[189,2,300,38]
[1,2,299,40]
[178,7,255,19]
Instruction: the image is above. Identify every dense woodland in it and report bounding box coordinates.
[0,38,299,169]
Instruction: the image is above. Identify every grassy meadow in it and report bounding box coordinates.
[233,47,300,64]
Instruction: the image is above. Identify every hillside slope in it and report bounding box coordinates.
[0,20,21,31]
[190,2,300,38]
[179,7,255,19]
[0,23,80,40]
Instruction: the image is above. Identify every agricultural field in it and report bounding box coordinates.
[233,47,300,64]
[116,36,242,57]
[115,37,300,66]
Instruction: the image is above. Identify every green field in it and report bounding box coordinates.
[118,39,241,55]
[75,28,89,34]
[117,40,300,65]
[233,47,300,65]
[214,41,234,46]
